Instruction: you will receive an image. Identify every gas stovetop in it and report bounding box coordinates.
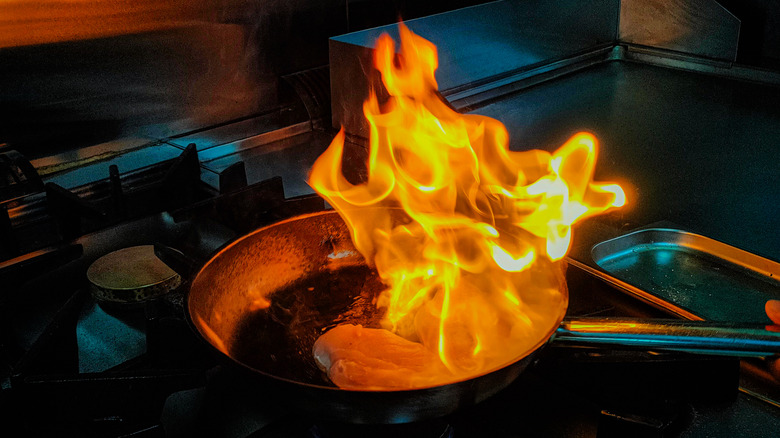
[3,1,780,433]
[1,142,778,436]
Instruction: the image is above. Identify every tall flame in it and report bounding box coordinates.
[310,24,625,381]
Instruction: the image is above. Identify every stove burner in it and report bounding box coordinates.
[1,154,331,436]
[87,245,181,305]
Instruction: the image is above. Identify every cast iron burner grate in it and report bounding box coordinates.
[0,150,325,436]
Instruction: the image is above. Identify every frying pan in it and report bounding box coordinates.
[187,210,780,424]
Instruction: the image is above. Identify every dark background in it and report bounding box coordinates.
[0,0,778,158]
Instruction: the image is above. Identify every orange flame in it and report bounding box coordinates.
[309,24,625,384]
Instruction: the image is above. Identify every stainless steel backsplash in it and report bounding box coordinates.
[0,0,348,157]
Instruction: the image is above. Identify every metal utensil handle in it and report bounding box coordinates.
[555,317,780,357]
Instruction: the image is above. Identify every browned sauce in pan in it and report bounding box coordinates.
[230,265,386,385]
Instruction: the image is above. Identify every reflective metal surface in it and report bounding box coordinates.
[187,209,565,423]
[330,0,619,137]
[329,0,747,138]
[619,0,740,61]
[470,61,780,264]
[558,317,780,356]
[592,229,780,323]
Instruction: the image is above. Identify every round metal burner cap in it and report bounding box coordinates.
[87,245,181,304]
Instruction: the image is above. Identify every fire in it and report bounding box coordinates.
[309,24,625,387]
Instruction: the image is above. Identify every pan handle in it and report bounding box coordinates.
[555,317,780,357]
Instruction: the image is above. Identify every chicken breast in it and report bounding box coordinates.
[313,324,451,390]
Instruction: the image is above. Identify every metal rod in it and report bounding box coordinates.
[556,317,780,357]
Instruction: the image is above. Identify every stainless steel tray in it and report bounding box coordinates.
[592,229,780,323]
